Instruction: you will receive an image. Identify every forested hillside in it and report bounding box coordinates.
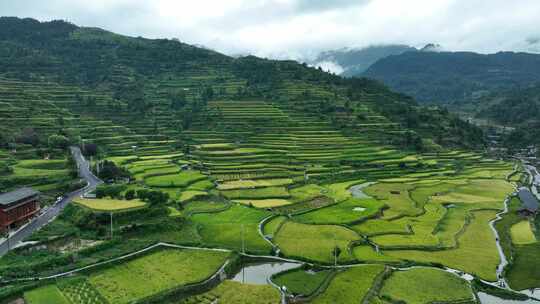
[1,17,537,303]
[0,17,483,153]
[468,84,540,146]
[363,50,540,104]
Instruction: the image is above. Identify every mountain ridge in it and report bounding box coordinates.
[0,17,483,151]
[362,50,540,104]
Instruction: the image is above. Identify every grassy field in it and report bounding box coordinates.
[510,221,537,245]
[493,197,540,290]
[274,221,360,263]
[181,280,281,304]
[235,199,292,208]
[218,178,293,190]
[290,184,326,202]
[183,200,229,214]
[506,242,540,290]
[58,277,108,304]
[0,72,525,303]
[380,267,473,304]
[382,210,501,281]
[293,198,384,225]
[272,268,333,296]
[24,285,71,304]
[191,204,272,253]
[370,203,444,248]
[311,265,385,303]
[221,187,290,199]
[144,170,207,187]
[74,198,146,212]
[363,183,422,219]
[89,249,230,303]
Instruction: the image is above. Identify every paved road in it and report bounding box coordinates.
[0,147,102,256]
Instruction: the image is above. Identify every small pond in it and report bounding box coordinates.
[478,292,539,304]
[232,261,300,285]
[349,182,376,199]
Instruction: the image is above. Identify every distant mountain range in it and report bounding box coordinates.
[309,44,540,147]
[362,51,540,104]
[309,44,416,76]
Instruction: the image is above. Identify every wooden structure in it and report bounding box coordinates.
[0,187,40,233]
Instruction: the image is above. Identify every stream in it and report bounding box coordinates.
[490,196,512,288]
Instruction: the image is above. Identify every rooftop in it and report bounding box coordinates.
[0,187,39,206]
[518,188,539,212]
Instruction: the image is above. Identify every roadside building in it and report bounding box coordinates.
[517,187,539,217]
[0,187,40,233]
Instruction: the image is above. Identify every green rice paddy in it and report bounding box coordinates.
[88,248,230,303]
[1,84,523,302]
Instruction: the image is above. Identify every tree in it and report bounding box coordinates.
[201,86,214,101]
[125,189,135,200]
[16,128,39,146]
[143,190,169,205]
[95,184,126,199]
[82,143,98,156]
[169,89,187,110]
[48,134,69,149]
[97,160,130,181]
[0,132,11,149]
[136,189,150,201]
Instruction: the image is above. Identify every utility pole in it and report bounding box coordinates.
[241,224,245,254]
[241,224,245,284]
[5,231,10,252]
[334,233,337,267]
[110,212,113,239]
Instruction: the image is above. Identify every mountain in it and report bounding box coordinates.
[363,50,540,104]
[0,18,534,302]
[310,45,416,76]
[464,84,540,146]
[0,17,483,152]
[420,43,443,52]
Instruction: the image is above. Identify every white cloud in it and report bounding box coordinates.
[312,61,345,75]
[1,0,539,58]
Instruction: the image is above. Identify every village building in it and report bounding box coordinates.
[0,187,40,233]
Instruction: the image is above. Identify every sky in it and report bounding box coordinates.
[2,0,540,60]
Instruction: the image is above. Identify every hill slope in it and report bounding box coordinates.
[363,50,540,104]
[467,84,540,147]
[0,17,483,153]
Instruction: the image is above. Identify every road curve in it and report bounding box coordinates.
[0,146,102,256]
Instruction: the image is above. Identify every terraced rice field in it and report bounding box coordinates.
[74,198,146,212]
[274,221,360,263]
[2,83,524,302]
[24,285,71,304]
[272,268,333,296]
[379,267,474,303]
[311,265,385,303]
[88,249,231,303]
[181,280,281,304]
[510,221,537,245]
